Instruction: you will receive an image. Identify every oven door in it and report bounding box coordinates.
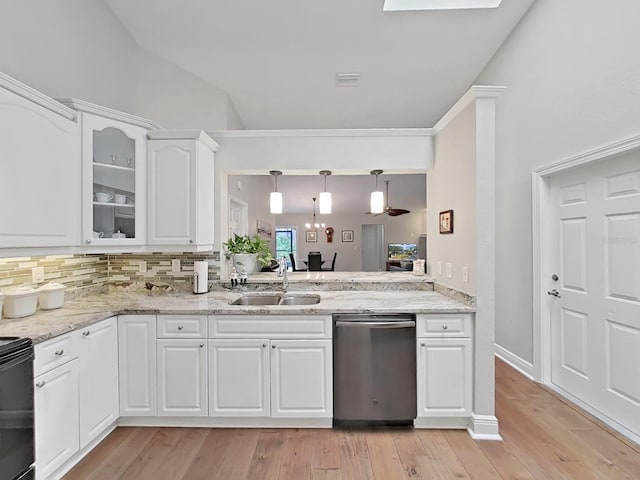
[0,342,35,480]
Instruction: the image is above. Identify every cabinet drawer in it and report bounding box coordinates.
[210,315,332,339]
[157,314,207,338]
[416,314,472,338]
[35,332,78,377]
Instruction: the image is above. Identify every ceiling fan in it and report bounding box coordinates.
[367,170,411,216]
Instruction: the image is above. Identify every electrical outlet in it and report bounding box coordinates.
[462,266,469,283]
[172,259,181,272]
[446,262,453,278]
[32,266,45,283]
[436,261,442,276]
[139,260,147,274]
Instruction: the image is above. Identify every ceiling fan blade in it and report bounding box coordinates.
[387,208,410,216]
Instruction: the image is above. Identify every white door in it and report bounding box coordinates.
[362,224,385,271]
[157,339,208,416]
[78,317,119,448]
[549,152,640,437]
[229,195,248,238]
[34,359,80,479]
[118,315,157,416]
[271,339,332,418]
[208,339,270,417]
[416,338,472,417]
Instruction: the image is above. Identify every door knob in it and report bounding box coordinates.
[547,289,561,298]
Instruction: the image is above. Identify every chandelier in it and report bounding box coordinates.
[305,197,325,230]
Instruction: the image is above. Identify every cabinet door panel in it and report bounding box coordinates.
[271,339,332,418]
[78,317,119,448]
[118,315,157,416]
[417,338,472,417]
[157,339,207,416]
[34,359,79,479]
[0,87,80,248]
[208,339,270,417]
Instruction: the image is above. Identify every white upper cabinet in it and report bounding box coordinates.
[147,131,218,250]
[58,99,160,250]
[0,73,80,250]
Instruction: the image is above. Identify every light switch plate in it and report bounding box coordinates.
[446,262,452,278]
[462,266,469,283]
[32,266,45,284]
[172,259,181,272]
[139,260,147,274]
[436,261,442,275]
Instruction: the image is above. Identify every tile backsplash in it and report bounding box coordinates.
[0,252,220,292]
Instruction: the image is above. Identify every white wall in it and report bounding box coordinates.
[275,211,426,271]
[475,0,640,363]
[0,0,243,130]
[429,105,477,294]
[227,175,275,250]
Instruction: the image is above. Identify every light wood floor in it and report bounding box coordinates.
[64,359,640,480]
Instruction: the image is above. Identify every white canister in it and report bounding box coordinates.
[193,261,209,294]
[38,282,67,310]
[3,286,39,318]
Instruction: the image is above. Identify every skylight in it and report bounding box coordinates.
[383,0,502,11]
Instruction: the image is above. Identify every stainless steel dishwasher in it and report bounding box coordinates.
[333,314,416,425]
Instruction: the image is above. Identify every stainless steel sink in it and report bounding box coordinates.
[230,294,282,305]
[230,293,321,306]
[279,294,321,306]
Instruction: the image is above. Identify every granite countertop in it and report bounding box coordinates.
[0,288,472,344]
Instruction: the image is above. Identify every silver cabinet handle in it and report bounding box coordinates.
[442,325,448,330]
[547,289,561,298]
[199,343,205,348]
[189,239,194,244]
[178,326,184,331]
[36,381,45,388]
[85,239,91,244]
[420,342,426,347]
[335,321,416,329]
[272,344,276,349]
[82,331,91,336]
[54,349,64,356]
[262,344,267,348]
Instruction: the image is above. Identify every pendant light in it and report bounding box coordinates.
[370,169,385,214]
[305,197,325,230]
[318,170,332,214]
[269,170,283,214]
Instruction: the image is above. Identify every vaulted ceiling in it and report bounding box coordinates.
[105,0,534,129]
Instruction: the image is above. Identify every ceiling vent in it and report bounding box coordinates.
[335,73,361,87]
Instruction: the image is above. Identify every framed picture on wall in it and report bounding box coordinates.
[342,230,354,242]
[306,231,318,242]
[439,210,454,234]
[256,219,273,240]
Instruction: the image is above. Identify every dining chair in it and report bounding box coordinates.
[322,252,337,271]
[307,252,323,271]
[289,253,307,272]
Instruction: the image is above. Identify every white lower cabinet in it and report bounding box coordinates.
[157,339,208,416]
[271,339,332,418]
[118,315,157,416]
[34,358,80,480]
[208,339,270,417]
[78,317,119,448]
[416,338,472,417]
[208,338,332,418]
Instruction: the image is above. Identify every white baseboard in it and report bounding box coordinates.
[468,414,502,441]
[495,344,534,380]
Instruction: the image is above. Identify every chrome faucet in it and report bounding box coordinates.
[277,255,288,290]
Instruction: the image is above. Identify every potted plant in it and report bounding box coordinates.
[223,234,274,274]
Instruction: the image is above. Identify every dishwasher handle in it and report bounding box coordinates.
[335,320,415,329]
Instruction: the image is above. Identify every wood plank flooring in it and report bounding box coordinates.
[64,359,640,480]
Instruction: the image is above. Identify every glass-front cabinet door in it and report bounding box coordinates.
[81,113,147,246]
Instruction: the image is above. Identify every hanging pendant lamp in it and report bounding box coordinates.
[318,170,332,214]
[269,170,283,214]
[305,197,325,230]
[370,169,384,214]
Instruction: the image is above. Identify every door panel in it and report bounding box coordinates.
[549,151,640,439]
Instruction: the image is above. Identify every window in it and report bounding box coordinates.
[275,227,298,267]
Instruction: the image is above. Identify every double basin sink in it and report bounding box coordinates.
[231,293,321,306]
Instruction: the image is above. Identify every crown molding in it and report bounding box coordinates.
[0,72,76,120]
[57,98,162,130]
[147,129,220,152]
[433,85,507,134]
[207,127,433,138]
